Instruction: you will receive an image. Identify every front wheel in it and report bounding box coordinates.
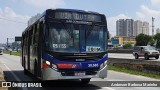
[155,55,159,59]
[34,61,38,77]
[81,78,91,84]
[144,54,149,60]
[24,69,29,75]
[135,54,139,59]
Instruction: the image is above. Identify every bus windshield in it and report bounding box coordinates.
[45,22,107,53]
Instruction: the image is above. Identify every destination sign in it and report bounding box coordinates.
[55,12,101,22]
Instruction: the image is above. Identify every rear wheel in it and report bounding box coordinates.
[155,55,159,59]
[81,78,91,84]
[144,54,149,60]
[135,54,139,59]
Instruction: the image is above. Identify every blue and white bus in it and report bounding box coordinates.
[21,9,109,84]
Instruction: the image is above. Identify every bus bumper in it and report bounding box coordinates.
[42,64,107,80]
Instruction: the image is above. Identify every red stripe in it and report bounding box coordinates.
[57,64,73,69]
[41,63,49,69]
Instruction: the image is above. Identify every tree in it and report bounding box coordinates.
[135,33,152,46]
[123,42,132,49]
[148,38,155,46]
[153,33,160,40]
[153,33,160,47]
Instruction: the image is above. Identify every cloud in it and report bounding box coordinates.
[135,5,160,20]
[150,0,160,11]
[0,7,30,43]
[24,0,65,8]
[135,5,160,35]
[150,0,160,5]
[107,14,131,36]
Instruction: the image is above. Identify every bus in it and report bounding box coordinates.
[21,9,109,84]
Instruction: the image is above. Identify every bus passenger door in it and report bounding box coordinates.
[28,29,33,71]
[32,23,42,78]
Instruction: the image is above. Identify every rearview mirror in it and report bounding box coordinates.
[107,30,110,39]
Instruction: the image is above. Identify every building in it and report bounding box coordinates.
[116,19,126,36]
[142,21,149,35]
[134,20,142,36]
[114,36,136,45]
[156,28,160,33]
[134,20,149,36]
[125,19,134,37]
[116,19,134,37]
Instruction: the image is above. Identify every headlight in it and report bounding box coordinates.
[46,61,51,65]
[100,63,104,69]
[100,60,107,69]
[104,60,107,65]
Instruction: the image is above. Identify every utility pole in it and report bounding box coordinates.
[6,38,14,50]
[7,38,8,48]
[152,17,155,36]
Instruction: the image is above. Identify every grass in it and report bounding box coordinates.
[3,51,21,56]
[108,65,160,79]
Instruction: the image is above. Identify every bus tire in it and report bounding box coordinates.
[34,60,38,77]
[24,69,28,75]
[81,78,91,84]
[23,57,28,75]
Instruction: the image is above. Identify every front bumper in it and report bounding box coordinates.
[148,54,159,57]
[42,64,107,80]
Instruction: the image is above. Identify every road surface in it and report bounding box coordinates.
[108,53,160,61]
[0,54,160,90]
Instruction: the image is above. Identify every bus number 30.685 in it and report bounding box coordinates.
[88,64,99,67]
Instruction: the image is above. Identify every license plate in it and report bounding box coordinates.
[74,72,85,76]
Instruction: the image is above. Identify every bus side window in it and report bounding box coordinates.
[21,35,24,47]
[24,32,28,47]
[29,27,33,46]
[33,24,39,45]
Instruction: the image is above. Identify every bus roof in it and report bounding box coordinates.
[23,9,105,35]
[55,8,101,14]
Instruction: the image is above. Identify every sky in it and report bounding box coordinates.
[0,0,160,43]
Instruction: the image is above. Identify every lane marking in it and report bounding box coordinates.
[3,63,28,90]
[3,64,21,81]
[103,87,115,90]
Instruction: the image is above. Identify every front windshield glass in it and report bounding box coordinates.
[144,46,156,50]
[45,22,107,53]
[45,23,79,52]
[86,26,106,52]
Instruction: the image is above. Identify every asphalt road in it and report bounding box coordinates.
[108,53,160,61]
[0,54,160,90]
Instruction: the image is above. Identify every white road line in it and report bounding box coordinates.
[3,64,21,81]
[3,63,28,90]
[103,87,115,90]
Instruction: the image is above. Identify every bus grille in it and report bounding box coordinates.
[59,69,98,76]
